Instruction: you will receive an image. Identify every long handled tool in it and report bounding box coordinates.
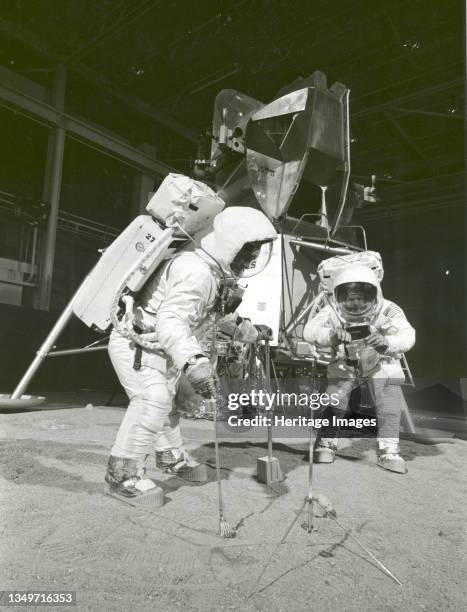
[208,397,236,538]
[303,361,319,533]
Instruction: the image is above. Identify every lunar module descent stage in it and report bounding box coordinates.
[1,70,414,436]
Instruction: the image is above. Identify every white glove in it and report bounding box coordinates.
[185,358,217,399]
[330,329,352,346]
[366,332,389,353]
[235,319,259,343]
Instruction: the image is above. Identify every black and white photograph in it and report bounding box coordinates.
[0,1,465,610]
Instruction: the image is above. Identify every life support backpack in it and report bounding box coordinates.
[72,174,225,349]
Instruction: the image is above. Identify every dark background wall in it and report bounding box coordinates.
[365,205,465,380]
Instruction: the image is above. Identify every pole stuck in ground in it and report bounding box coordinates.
[256,340,283,486]
[303,422,318,533]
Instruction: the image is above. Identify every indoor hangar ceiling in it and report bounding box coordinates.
[0,0,464,217]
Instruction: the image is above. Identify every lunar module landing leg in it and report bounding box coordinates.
[0,287,109,409]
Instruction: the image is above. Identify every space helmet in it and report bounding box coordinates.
[332,264,380,320]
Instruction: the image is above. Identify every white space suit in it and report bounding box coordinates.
[304,264,415,473]
[106,206,277,498]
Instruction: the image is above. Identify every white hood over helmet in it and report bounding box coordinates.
[333,264,381,293]
[199,206,277,271]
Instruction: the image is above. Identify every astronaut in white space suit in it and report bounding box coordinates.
[105,206,277,499]
[304,264,415,473]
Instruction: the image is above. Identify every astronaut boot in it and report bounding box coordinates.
[155,448,208,482]
[377,442,407,474]
[104,456,164,506]
[314,438,338,464]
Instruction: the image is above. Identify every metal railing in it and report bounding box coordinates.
[0,189,120,243]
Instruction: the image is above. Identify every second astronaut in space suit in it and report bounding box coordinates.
[304,263,415,473]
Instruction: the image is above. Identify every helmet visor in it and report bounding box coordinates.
[335,282,377,316]
[232,240,274,278]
